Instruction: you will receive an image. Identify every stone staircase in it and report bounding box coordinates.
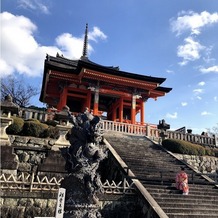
[104,133,218,218]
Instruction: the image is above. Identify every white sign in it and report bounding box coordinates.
[55,188,66,218]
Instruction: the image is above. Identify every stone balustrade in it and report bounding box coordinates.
[167,130,218,147]
[0,106,217,148]
[101,120,147,135]
[19,107,49,122]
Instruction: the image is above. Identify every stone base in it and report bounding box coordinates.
[64,205,102,218]
[61,175,102,218]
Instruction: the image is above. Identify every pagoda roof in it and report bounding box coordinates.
[40,54,172,102]
[44,54,167,83]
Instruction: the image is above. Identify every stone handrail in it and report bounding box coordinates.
[101,120,217,147]
[19,107,49,122]
[0,109,217,148]
[167,130,218,147]
[101,120,148,135]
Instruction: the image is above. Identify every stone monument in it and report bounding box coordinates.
[60,108,107,217]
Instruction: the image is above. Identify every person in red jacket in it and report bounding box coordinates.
[176,166,189,195]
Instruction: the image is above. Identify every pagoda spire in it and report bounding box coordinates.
[81,23,88,60]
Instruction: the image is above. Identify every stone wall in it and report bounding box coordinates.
[0,135,67,218]
[173,153,218,174]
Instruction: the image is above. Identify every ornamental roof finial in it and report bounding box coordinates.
[81,23,88,60]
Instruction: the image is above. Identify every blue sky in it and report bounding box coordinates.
[1,0,218,134]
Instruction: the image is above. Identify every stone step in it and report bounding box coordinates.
[152,193,218,201]
[167,213,218,218]
[144,183,218,192]
[147,188,218,197]
[105,135,218,217]
[126,159,178,165]
[158,202,218,209]
[133,173,208,184]
[162,207,218,214]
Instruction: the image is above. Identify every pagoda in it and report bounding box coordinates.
[40,24,172,125]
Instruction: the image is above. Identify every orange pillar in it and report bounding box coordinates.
[112,103,116,121]
[119,97,123,123]
[86,91,91,111]
[131,95,136,124]
[57,87,67,110]
[93,88,99,115]
[140,99,145,125]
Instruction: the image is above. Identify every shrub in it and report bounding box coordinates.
[205,148,215,156]
[214,149,218,157]
[44,119,58,127]
[5,116,60,139]
[22,120,48,137]
[41,126,60,139]
[6,116,24,135]
[162,139,205,156]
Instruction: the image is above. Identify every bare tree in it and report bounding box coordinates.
[1,76,39,107]
[206,123,218,137]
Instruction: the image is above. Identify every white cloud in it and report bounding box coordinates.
[166,112,178,119]
[199,65,218,74]
[170,11,218,36]
[89,27,107,42]
[181,102,187,106]
[214,96,218,102]
[196,96,202,100]
[55,33,86,59]
[198,81,205,86]
[201,111,212,116]
[166,69,174,74]
[0,12,107,78]
[18,0,50,14]
[177,37,204,65]
[171,11,218,66]
[55,27,107,58]
[193,89,203,94]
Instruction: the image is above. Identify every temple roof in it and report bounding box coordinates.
[40,54,172,103]
[44,54,167,84]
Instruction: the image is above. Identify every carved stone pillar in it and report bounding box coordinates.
[52,125,71,151]
[0,116,13,146]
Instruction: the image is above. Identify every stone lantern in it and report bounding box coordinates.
[0,94,19,117]
[53,105,72,150]
[157,119,170,143]
[0,95,20,145]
